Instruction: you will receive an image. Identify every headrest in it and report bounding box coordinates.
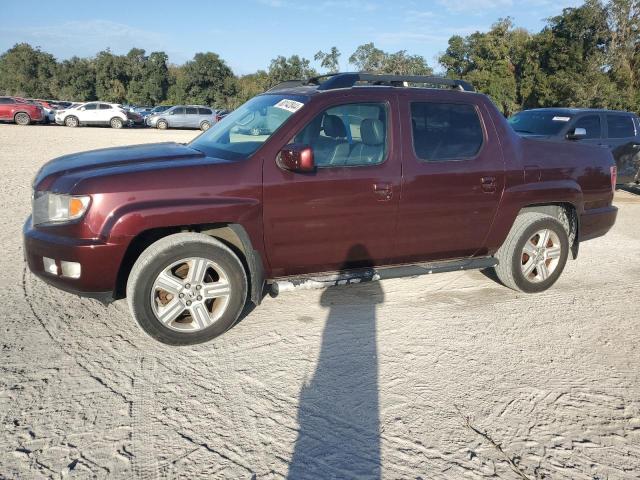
[322,115,347,138]
[361,118,384,146]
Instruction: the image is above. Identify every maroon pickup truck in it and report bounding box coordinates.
[24,73,618,345]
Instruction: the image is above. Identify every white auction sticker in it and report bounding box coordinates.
[552,116,571,122]
[274,99,304,113]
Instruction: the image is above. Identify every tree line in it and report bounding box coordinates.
[0,0,637,114]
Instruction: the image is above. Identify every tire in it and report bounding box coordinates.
[157,119,168,130]
[127,233,248,346]
[200,121,211,131]
[65,116,79,128]
[14,112,31,126]
[493,212,569,293]
[110,117,124,129]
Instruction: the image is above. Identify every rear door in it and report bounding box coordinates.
[262,92,402,277]
[395,92,505,263]
[97,103,115,123]
[606,113,640,183]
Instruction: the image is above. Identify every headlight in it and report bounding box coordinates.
[32,192,91,225]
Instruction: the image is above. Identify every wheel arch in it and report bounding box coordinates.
[114,223,265,305]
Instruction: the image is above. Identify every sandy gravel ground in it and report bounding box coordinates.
[1,124,639,480]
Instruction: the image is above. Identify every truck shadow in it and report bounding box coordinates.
[287,245,383,479]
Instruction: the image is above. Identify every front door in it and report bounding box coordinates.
[395,92,506,263]
[263,94,401,277]
[0,98,12,120]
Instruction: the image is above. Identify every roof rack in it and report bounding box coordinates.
[267,72,474,93]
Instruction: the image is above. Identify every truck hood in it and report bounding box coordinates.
[34,142,208,190]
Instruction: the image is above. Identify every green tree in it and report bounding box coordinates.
[268,55,317,85]
[314,47,341,73]
[53,57,96,101]
[348,43,386,72]
[0,43,57,97]
[232,70,270,107]
[95,49,130,103]
[173,52,235,106]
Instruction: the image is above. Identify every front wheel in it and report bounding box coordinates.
[200,121,211,131]
[493,212,569,293]
[14,112,31,125]
[65,116,79,127]
[157,119,168,130]
[127,233,248,345]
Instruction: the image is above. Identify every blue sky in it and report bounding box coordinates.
[1,0,583,74]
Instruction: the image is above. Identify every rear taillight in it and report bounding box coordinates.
[610,165,617,193]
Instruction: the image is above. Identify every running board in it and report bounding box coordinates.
[270,257,498,295]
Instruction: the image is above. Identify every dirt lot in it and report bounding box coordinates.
[1,124,639,479]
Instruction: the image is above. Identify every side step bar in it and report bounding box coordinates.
[270,256,498,295]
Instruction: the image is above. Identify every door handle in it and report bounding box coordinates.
[481,176,497,193]
[373,183,393,201]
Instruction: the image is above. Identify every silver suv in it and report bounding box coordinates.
[146,105,216,131]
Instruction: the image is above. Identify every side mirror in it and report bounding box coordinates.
[276,144,315,173]
[79,107,86,111]
[567,127,587,140]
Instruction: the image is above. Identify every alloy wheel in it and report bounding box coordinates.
[150,257,232,332]
[520,229,562,283]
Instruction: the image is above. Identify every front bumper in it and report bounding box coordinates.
[579,206,618,242]
[23,216,127,300]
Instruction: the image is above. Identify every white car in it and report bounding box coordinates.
[55,102,130,129]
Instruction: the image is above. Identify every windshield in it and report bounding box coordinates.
[508,111,573,136]
[189,94,307,160]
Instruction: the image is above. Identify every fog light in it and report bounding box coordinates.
[60,261,81,279]
[43,257,58,275]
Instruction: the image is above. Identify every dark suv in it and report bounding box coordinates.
[24,73,617,345]
[509,108,640,184]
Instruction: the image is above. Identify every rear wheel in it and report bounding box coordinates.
[14,112,31,125]
[493,212,569,293]
[127,233,248,345]
[157,119,168,130]
[200,121,211,131]
[110,117,124,129]
[65,116,79,128]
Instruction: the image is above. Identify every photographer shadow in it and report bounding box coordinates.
[288,245,384,479]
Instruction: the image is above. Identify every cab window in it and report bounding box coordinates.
[411,102,483,161]
[607,115,635,139]
[293,103,388,167]
[572,115,601,139]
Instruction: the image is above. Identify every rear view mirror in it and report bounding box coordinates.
[276,144,315,173]
[567,127,587,140]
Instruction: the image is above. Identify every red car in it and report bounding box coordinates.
[0,96,44,125]
[23,73,617,345]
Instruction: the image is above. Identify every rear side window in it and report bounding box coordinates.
[99,103,111,110]
[411,102,483,161]
[186,107,198,115]
[573,115,601,139]
[0,98,11,104]
[198,108,212,115]
[293,102,388,167]
[607,115,635,138]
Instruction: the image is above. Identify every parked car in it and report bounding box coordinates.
[509,108,640,184]
[55,102,130,128]
[28,99,57,124]
[215,109,231,122]
[24,73,618,345]
[134,106,152,115]
[0,96,44,125]
[146,105,216,130]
